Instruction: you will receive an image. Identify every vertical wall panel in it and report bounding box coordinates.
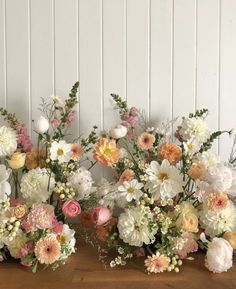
[150,0,172,124]
[196,0,220,153]
[220,0,236,160]
[79,0,103,180]
[127,0,149,114]
[173,0,196,119]
[31,0,53,141]
[103,0,126,130]
[0,0,6,112]
[5,0,30,127]
[55,0,78,139]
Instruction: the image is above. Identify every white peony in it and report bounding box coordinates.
[145,160,183,200]
[117,207,157,247]
[179,117,211,143]
[69,167,93,200]
[50,140,71,163]
[20,168,55,205]
[0,165,11,207]
[200,201,236,237]
[109,125,127,139]
[206,238,233,273]
[33,116,49,134]
[118,179,143,202]
[0,126,17,156]
[195,151,220,169]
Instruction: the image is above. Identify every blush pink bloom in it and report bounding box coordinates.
[52,221,64,234]
[19,247,28,258]
[15,124,33,152]
[62,200,81,218]
[51,116,61,127]
[22,219,31,232]
[26,204,56,230]
[175,232,198,259]
[91,206,111,226]
[66,110,76,126]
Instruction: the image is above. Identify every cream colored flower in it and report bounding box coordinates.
[7,152,26,170]
[0,126,17,156]
[50,140,71,163]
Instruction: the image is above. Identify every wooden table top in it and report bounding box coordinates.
[0,238,235,289]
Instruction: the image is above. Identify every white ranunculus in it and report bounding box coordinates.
[69,167,93,200]
[33,116,50,134]
[109,124,127,139]
[0,165,11,205]
[206,238,233,273]
[117,207,157,247]
[20,168,55,205]
[0,126,17,156]
[145,159,183,200]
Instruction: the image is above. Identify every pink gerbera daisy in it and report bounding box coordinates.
[34,236,61,265]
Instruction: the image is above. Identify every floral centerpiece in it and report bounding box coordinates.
[84,94,236,274]
[0,82,98,272]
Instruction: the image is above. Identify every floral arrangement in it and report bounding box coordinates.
[83,94,236,274]
[0,82,98,272]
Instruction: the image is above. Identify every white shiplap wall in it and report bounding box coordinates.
[0,0,236,170]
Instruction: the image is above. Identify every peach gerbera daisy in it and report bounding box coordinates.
[159,142,182,165]
[70,143,83,161]
[93,138,120,166]
[34,236,61,265]
[25,149,46,170]
[207,193,229,211]
[137,132,155,150]
[144,252,170,273]
[118,169,135,184]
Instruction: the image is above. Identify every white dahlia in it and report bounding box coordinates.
[20,168,55,205]
[69,167,93,200]
[179,117,211,143]
[0,126,17,156]
[200,201,236,237]
[117,207,157,247]
[145,160,183,200]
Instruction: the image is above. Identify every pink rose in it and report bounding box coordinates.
[62,200,81,218]
[52,221,64,234]
[91,206,111,226]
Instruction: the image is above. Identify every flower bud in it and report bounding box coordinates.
[33,116,49,134]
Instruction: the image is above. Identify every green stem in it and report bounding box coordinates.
[13,171,18,199]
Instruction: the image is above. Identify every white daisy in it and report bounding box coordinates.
[145,160,183,200]
[50,140,71,163]
[0,126,17,157]
[117,207,157,247]
[118,179,143,202]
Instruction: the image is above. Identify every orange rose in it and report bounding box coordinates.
[118,169,135,184]
[188,163,205,180]
[159,143,182,165]
[93,138,120,166]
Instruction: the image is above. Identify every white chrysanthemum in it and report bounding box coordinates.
[117,207,157,247]
[0,165,11,205]
[20,168,55,205]
[69,167,93,200]
[195,151,220,169]
[118,179,143,202]
[0,126,17,156]
[50,140,71,163]
[145,160,183,200]
[200,201,236,237]
[206,238,233,273]
[179,117,211,143]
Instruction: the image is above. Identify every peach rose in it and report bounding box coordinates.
[223,231,236,249]
[7,152,26,170]
[188,163,205,180]
[118,169,135,184]
[177,212,199,233]
[159,143,182,165]
[62,200,81,218]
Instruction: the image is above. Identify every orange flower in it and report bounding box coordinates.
[144,252,170,273]
[118,169,135,184]
[188,163,205,180]
[96,218,117,242]
[71,143,83,161]
[137,132,155,150]
[93,138,120,166]
[223,231,236,249]
[207,193,229,211]
[34,236,61,265]
[25,149,46,170]
[159,143,182,165]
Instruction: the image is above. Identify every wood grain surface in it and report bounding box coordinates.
[0,237,235,289]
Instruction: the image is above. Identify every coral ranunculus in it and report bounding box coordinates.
[93,138,120,166]
[159,142,182,165]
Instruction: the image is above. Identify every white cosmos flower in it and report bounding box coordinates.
[117,207,157,247]
[145,160,183,200]
[0,126,17,157]
[200,201,236,237]
[20,168,55,205]
[50,140,71,163]
[179,117,211,143]
[118,179,143,202]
